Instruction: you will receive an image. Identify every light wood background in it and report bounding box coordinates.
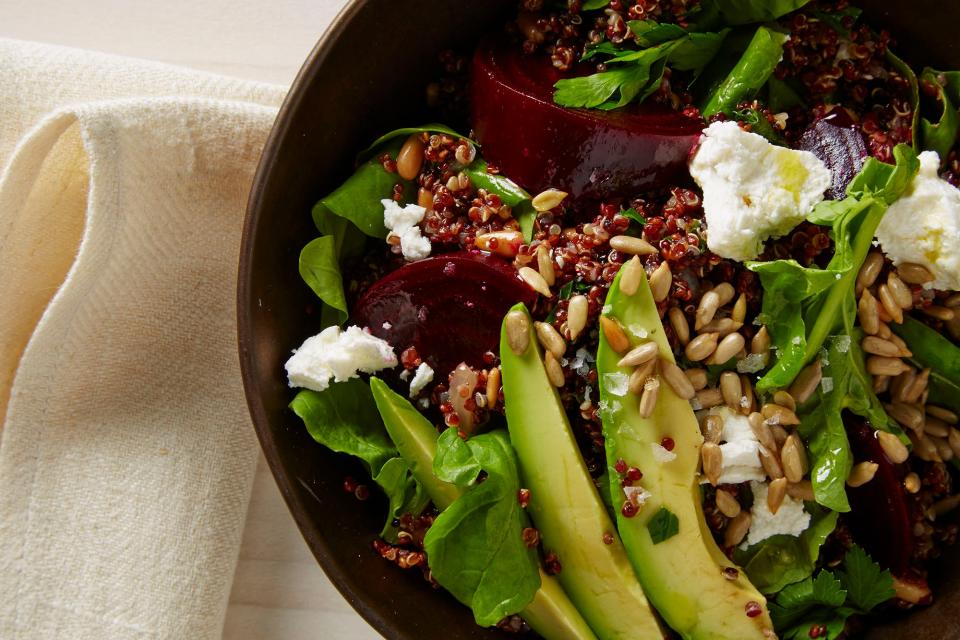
[0,1,380,638]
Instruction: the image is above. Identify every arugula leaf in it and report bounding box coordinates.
[646,506,680,544]
[701,25,789,118]
[702,0,811,25]
[749,146,921,393]
[920,68,960,159]
[836,545,895,612]
[290,380,427,541]
[736,507,838,594]
[424,429,541,626]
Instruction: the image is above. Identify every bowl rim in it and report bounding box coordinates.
[237,1,396,637]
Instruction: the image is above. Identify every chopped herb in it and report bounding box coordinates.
[621,207,646,225]
[559,281,575,300]
[646,506,679,544]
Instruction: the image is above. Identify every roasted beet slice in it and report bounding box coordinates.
[798,111,868,200]
[471,39,703,203]
[845,416,913,575]
[352,251,537,378]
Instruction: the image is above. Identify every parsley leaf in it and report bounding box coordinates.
[836,546,895,612]
[646,506,679,544]
[770,571,847,630]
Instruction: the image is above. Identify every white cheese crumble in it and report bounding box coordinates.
[743,480,811,547]
[689,121,832,261]
[408,362,434,398]
[875,151,960,290]
[623,485,652,509]
[285,325,397,392]
[712,406,765,484]
[382,198,431,261]
[651,443,677,463]
[603,372,630,397]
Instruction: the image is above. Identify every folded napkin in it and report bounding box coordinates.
[0,39,286,638]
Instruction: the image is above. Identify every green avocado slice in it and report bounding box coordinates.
[369,377,597,640]
[499,305,666,640]
[596,269,774,639]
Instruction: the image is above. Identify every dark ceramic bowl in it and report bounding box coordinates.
[238,2,960,638]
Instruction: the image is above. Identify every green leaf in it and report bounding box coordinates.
[886,50,921,150]
[358,123,472,161]
[767,76,805,112]
[701,26,790,118]
[702,0,811,25]
[749,145,921,392]
[645,506,680,544]
[736,507,838,594]
[669,29,729,72]
[621,207,646,226]
[628,20,688,46]
[433,428,483,487]
[920,68,960,160]
[836,545,895,612]
[556,49,665,110]
[299,236,349,325]
[582,0,609,9]
[320,141,412,239]
[734,106,786,145]
[462,159,537,242]
[424,430,541,626]
[290,381,426,541]
[770,571,847,631]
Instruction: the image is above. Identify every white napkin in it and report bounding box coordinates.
[0,38,286,639]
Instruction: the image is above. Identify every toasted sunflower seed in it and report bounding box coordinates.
[847,461,879,487]
[638,377,660,418]
[685,332,719,362]
[650,261,672,302]
[505,310,530,355]
[618,341,660,367]
[567,295,589,341]
[619,256,643,296]
[600,315,630,354]
[877,431,909,464]
[715,489,741,518]
[668,307,690,346]
[702,442,722,486]
[519,266,552,297]
[661,358,696,400]
[535,321,566,359]
[532,188,568,212]
[724,512,751,547]
[609,234,657,255]
[767,477,788,515]
[789,360,822,405]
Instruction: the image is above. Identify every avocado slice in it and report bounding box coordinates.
[596,270,774,639]
[369,377,597,640]
[498,306,666,640]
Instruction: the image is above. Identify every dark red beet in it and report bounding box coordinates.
[845,416,913,575]
[352,251,537,378]
[471,40,703,203]
[798,111,868,200]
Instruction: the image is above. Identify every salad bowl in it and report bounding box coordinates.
[238,0,960,638]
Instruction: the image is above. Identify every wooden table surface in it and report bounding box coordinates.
[0,1,380,637]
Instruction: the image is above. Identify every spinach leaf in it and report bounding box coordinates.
[463,159,537,241]
[299,236,350,325]
[886,50,920,150]
[582,0,610,9]
[702,0,811,25]
[749,146,921,392]
[424,429,541,626]
[359,124,474,161]
[736,507,838,594]
[290,380,427,541]
[320,140,412,239]
[701,25,789,118]
[920,68,960,160]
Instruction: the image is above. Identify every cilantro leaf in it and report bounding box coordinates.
[836,545,895,612]
[646,506,679,544]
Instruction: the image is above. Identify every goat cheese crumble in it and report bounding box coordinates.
[875,151,960,290]
[689,121,832,261]
[285,325,397,392]
[743,480,810,547]
[382,199,431,261]
[408,362,434,398]
[711,406,766,485]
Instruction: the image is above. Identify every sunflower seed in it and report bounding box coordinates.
[847,461,879,487]
[618,341,660,367]
[702,442,722,485]
[781,435,807,483]
[724,512,751,547]
[505,310,530,355]
[649,261,672,302]
[768,477,788,514]
[661,358,696,400]
[519,266,552,297]
[716,489,741,518]
[877,431,909,464]
[600,315,630,354]
[858,289,881,335]
[567,295,589,341]
[609,234,657,255]
[685,368,708,391]
[685,332,719,362]
[789,360,822,405]
[639,377,660,418]
[536,244,556,286]
[532,188,568,212]
[534,321,566,358]
[619,256,643,296]
[544,351,565,387]
[897,262,934,285]
[668,307,690,345]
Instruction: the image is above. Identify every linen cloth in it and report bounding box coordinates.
[0,38,286,638]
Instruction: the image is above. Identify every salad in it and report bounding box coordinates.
[283,1,960,638]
